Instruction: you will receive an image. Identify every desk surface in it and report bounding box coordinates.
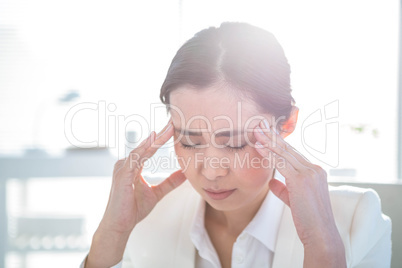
[0,149,117,179]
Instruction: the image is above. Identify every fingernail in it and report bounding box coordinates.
[255,141,264,148]
[165,122,173,131]
[150,131,156,143]
[256,126,265,135]
[263,119,270,130]
[157,122,172,138]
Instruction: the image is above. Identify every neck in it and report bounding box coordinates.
[205,183,270,237]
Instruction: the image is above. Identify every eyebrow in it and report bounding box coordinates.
[174,128,249,137]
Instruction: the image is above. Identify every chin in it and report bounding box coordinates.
[205,199,238,211]
[202,191,244,210]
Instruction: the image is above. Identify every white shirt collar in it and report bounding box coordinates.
[243,185,284,252]
[190,169,285,258]
[190,194,221,265]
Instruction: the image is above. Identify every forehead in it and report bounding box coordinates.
[169,85,265,131]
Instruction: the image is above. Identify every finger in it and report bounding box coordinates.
[269,178,290,206]
[254,126,305,171]
[142,121,174,159]
[113,159,126,174]
[153,122,174,148]
[259,120,314,168]
[124,120,173,171]
[152,170,187,201]
[132,165,145,185]
[255,141,298,179]
[123,131,155,171]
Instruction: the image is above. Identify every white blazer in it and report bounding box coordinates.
[122,178,392,268]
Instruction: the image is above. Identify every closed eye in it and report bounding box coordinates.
[179,142,246,151]
[179,143,201,150]
[226,144,247,152]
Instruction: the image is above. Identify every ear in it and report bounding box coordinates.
[280,106,299,139]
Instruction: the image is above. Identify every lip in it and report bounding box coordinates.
[203,188,236,200]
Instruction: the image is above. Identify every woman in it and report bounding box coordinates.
[82,22,391,267]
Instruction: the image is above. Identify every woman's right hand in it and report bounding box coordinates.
[99,119,186,234]
[86,120,186,268]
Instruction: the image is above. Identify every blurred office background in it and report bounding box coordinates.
[0,0,401,267]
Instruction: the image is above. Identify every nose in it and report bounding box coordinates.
[200,149,229,181]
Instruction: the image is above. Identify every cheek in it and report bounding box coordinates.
[231,148,274,185]
[234,167,272,193]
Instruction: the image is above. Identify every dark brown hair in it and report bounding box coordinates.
[160,22,295,131]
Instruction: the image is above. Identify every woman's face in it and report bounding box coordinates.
[170,85,277,213]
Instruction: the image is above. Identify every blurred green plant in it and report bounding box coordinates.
[345,124,379,138]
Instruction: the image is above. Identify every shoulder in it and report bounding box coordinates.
[328,185,392,267]
[328,184,385,220]
[328,185,390,230]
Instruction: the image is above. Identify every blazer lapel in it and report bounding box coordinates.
[173,188,201,268]
[272,205,304,268]
[126,181,199,268]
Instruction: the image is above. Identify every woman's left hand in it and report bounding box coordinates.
[253,119,346,267]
